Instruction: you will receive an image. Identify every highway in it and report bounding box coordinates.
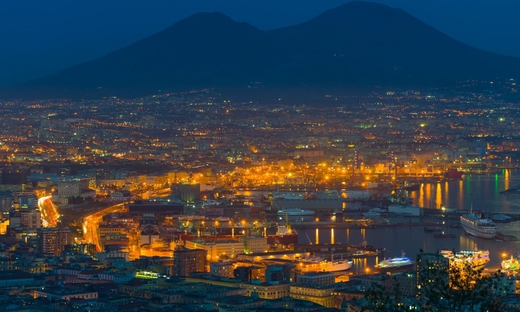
[38,195,60,227]
[82,202,126,252]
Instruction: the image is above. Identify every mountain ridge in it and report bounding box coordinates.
[2,1,519,100]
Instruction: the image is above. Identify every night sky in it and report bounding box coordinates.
[1,0,519,87]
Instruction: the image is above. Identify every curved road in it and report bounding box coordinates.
[82,202,126,252]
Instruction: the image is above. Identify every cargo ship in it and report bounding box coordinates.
[444,169,464,180]
[267,224,298,245]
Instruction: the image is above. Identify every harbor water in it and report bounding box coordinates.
[299,170,520,275]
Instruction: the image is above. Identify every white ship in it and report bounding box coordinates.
[376,257,414,270]
[272,192,306,200]
[298,257,352,272]
[460,210,497,239]
[277,208,315,216]
[439,250,490,268]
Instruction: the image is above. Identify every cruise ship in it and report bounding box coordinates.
[277,208,315,216]
[376,257,415,271]
[460,211,497,239]
[439,250,490,268]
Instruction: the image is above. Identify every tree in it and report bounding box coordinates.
[420,258,509,312]
[363,252,510,312]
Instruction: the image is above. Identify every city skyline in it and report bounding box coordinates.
[0,1,518,311]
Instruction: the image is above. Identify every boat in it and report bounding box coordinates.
[424,227,442,232]
[376,256,415,271]
[362,211,380,218]
[376,250,414,271]
[277,208,315,216]
[460,208,497,239]
[490,214,512,223]
[444,169,464,180]
[439,250,490,268]
[267,224,298,245]
[502,256,520,271]
[298,252,353,272]
[495,232,518,241]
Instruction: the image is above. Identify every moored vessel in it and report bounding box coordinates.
[277,208,315,216]
[376,251,414,271]
[439,250,490,268]
[298,256,352,272]
[267,224,298,245]
[502,256,520,272]
[460,208,497,239]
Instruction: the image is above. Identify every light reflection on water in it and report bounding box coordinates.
[411,169,520,212]
[301,224,520,275]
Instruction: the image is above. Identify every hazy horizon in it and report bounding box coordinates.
[1,0,519,87]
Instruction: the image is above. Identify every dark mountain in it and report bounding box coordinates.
[3,1,520,100]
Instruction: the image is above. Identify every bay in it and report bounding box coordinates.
[298,169,520,274]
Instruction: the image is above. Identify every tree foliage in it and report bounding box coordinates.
[362,276,411,312]
[420,259,508,312]
[363,253,510,312]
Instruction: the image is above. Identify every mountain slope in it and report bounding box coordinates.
[3,1,520,99]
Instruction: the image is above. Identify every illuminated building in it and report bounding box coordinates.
[0,219,9,235]
[0,193,12,212]
[35,289,98,301]
[210,261,234,278]
[38,228,71,256]
[172,248,205,277]
[240,282,290,300]
[239,236,267,254]
[57,181,82,197]
[297,271,335,287]
[416,252,449,296]
[185,238,244,261]
[290,284,335,308]
[20,209,41,229]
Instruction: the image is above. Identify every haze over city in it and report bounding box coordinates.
[0,1,519,311]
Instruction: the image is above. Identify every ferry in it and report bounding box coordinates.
[460,210,497,239]
[376,257,415,271]
[439,250,490,268]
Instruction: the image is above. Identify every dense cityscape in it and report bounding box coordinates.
[0,82,519,311]
[2,0,520,310]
